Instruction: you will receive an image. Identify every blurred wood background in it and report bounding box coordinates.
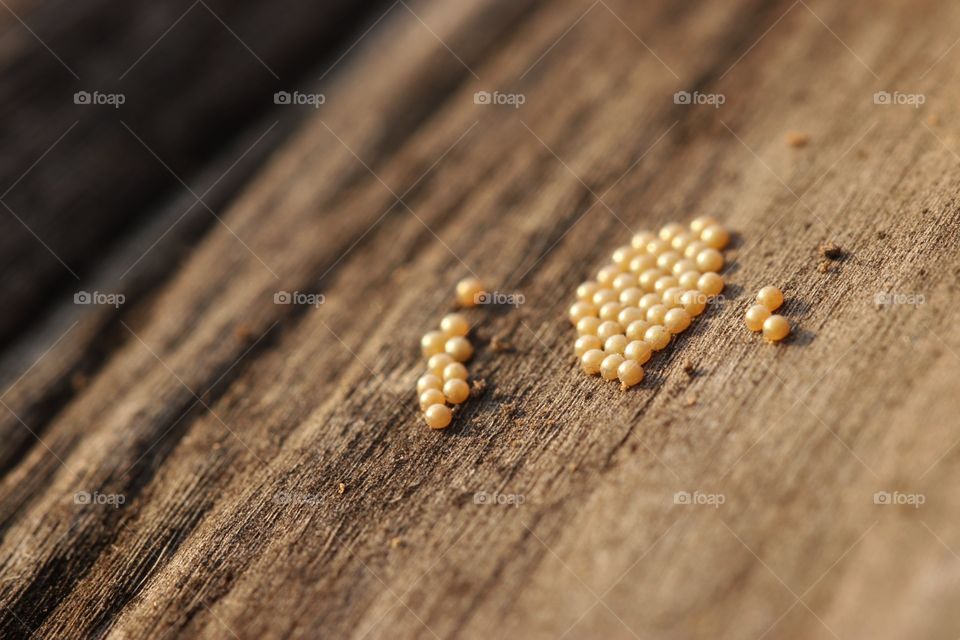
[2,0,960,638]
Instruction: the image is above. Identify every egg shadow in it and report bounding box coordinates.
[726,231,745,250]
[720,283,744,301]
[720,260,741,277]
[781,296,810,314]
[784,327,815,346]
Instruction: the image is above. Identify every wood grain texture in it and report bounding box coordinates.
[0,0,384,345]
[3,0,960,638]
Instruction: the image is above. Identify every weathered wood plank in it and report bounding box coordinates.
[3,0,960,638]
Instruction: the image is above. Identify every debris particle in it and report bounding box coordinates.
[490,333,515,353]
[233,323,253,342]
[817,261,832,274]
[681,360,696,377]
[685,394,697,406]
[470,378,487,398]
[786,131,810,148]
[389,537,402,549]
[818,241,844,260]
[70,372,88,391]
[567,463,577,473]
[337,483,346,495]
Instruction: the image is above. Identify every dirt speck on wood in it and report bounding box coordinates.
[818,240,845,260]
[70,372,89,391]
[786,131,810,147]
[490,333,515,352]
[470,378,487,398]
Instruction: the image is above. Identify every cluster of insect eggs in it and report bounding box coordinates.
[744,286,790,341]
[570,216,730,389]
[416,278,485,429]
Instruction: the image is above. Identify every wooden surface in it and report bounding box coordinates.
[3,0,960,638]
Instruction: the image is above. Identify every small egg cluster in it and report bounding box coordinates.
[417,278,485,429]
[744,286,791,342]
[570,217,731,389]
